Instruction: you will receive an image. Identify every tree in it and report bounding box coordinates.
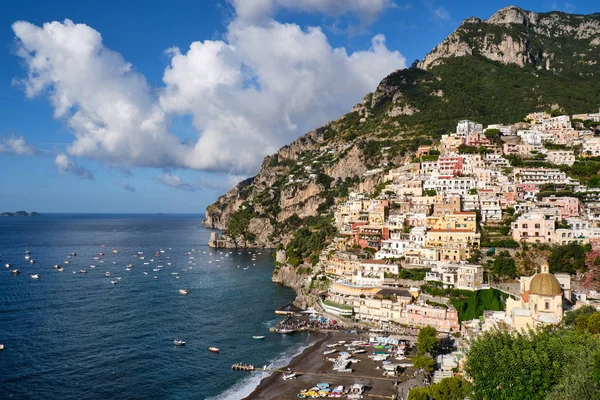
[548,242,585,274]
[417,326,439,356]
[465,328,600,400]
[413,355,436,372]
[588,312,600,334]
[429,377,472,400]
[407,387,430,400]
[583,249,600,290]
[493,251,516,279]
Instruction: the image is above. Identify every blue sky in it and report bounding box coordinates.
[0,0,596,213]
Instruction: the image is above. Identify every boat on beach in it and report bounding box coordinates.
[208,347,220,353]
[282,372,296,380]
[173,340,185,346]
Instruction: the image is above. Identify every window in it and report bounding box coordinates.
[545,301,550,310]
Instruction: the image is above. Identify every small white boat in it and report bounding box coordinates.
[154,276,159,279]
[282,372,296,380]
[0,344,4,351]
[79,270,87,274]
[25,255,30,260]
[52,265,60,269]
[178,289,189,295]
[252,336,265,340]
[143,272,149,275]
[324,349,337,355]
[208,347,219,353]
[5,263,11,268]
[111,280,117,284]
[57,268,64,272]
[31,274,39,279]
[64,260,70,264]
[10,269,20,275]
[174,340,186,346]
[90,265,96,268]
[105,272,111,277]
[70,252,77,256]
[29,259,35,264]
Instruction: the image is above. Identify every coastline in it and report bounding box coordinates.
[242,331,332,400]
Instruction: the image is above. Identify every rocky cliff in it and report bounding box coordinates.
[419,6,600,72]
[205,6,600,274]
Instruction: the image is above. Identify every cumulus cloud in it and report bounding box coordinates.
[120,182,136,192]
[231,0,396,25]
[155,173,198,191]
[0,136,36,156]
[54,153,94,180]
[12,12,405,175]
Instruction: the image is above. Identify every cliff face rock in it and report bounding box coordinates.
[418,6,600,71]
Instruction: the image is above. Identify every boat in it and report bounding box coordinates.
[25,249,31,255]
[52,265,60,269]
[29,259,35,264]
[208,347,220,353]
[111,280,117,284]
[64,260,70,264]
[143,272,148,275]
[31,274,39,279]
[0,344,4,351]
[324,349,337,355]
[90,265,96,268]
[282,372,296,380]
[275,328,295,334]
[79,270,87,274]
[25,255,30,260]
[5,263,11,268]
[57,268,64,272]
[10,270,20,274]
[105,272,110,277]
[98,253,104,256]
[178,289,189,295]
[112,249,119,254]
[69,252,77,256]
[127,264,134,268]
[173,340,185,346]
[252,336,265,340]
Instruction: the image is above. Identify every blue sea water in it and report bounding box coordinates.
[0,214,308,399]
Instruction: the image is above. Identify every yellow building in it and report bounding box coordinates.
[425,229,480,261]
[505,263,564,330]
[426,212,477,231]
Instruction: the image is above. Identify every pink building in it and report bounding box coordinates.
[541,196,580,218]
[514,183,539,201]
[512,210,559,244]
[403,303,460,332]
[438,156,464,176]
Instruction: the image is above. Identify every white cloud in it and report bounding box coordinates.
[0,136,36,156]
[432,6,451,20]
[231,0,396,25]
[54,153,94,180]
[155,173,198,191]
[12,13,405,175]
[120,182,136,192]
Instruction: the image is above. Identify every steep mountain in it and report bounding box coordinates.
[205,7,600,267]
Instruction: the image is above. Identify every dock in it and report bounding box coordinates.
[232,363,255,371]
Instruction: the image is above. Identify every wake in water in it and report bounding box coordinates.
[208,342,311,400]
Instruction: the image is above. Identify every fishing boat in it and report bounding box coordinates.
[178,289,189,295]
[252,336,265,340]
[105,272,111,277]
[173,340,185,346]
[31,274,39,279]
[208,347,220,353]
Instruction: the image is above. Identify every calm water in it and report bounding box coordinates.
[0,214,307,399]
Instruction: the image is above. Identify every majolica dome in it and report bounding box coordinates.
[529,262,562,296]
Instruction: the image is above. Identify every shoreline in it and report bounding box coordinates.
[242,331,332,399]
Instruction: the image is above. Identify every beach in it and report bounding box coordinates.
[244,330,424,399]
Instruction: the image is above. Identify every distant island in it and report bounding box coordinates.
[0,211,40,217]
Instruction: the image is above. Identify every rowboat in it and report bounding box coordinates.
[252,336,265,340]
[208,347,220,353]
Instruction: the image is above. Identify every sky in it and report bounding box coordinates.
[0,0,597,213]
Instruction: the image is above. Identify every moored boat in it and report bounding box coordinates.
[10,270,20,275]
[208,347,220,353]
[178,289,189,295]
[275,328,295,334]
[105,272,110,277]
[252,336,265,340]
[31,274,39,279]
[174,340,185,346]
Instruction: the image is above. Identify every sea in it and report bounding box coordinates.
[0,214,309,399]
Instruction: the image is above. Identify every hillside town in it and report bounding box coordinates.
[300,109,600,387]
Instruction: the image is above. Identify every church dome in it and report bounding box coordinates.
[529,263,562,296]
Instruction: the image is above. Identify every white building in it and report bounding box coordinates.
[457,120,483,137]
[547,150,575,166]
